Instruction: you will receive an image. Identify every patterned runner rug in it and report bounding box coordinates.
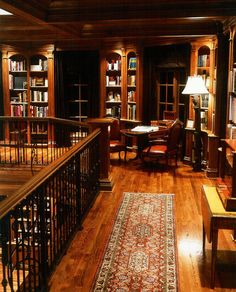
[93,192,178,291]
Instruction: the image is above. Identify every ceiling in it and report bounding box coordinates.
[0,0,235,49]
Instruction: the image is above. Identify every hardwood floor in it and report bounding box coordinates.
[46,153,236,291]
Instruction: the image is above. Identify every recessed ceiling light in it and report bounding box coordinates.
[0,8,12,15]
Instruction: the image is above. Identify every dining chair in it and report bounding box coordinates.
[141,119,183,167]
[109,118,127,161]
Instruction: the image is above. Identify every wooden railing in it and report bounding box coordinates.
[0,119,101,291]
[0,117,90,168]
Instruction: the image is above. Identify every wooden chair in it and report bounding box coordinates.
[141,119,183,167]
[109,118,127,161]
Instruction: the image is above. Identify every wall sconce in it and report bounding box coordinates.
[182,75,209,171]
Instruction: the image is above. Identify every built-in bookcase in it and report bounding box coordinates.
[2,48,54,144]
[105,52,122,118]
[100,47,141,121]
[189,40,217,131]
[4,51,52,119]
[30,54,48,118]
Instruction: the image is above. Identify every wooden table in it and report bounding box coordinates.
[201,185,236,288]
[120,126,168,159]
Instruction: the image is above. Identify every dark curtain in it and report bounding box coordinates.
[54,50,99,119]
[54,51,66,118]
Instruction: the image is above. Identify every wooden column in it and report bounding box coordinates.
[87,118,113,191]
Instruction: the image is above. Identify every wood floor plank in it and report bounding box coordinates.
[49,155,236,291]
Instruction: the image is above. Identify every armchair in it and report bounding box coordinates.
[109,118,127,161]
[141,119,183,167]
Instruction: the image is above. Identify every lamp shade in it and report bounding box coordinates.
[182,75,209,95]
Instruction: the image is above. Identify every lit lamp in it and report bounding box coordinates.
[182,75,209,171]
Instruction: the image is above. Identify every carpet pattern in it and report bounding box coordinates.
[93,192,178,291]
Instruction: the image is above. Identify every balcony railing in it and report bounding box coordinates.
[0,117,90,168]
[0,117,101,291]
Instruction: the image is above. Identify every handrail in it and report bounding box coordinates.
[0,128,101,219]
[0,121,101,291]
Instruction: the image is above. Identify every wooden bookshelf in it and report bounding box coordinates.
[100,47,142,121]
[2,47,54,143]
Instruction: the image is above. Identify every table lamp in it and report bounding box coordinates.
[182,75,209,171]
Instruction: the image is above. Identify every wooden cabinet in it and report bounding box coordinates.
[2,48,54,119]
[100,47,142,121]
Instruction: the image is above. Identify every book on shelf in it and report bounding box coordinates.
[31,59,48,71]
[30,105,48,117]
[9,59,26,71]
[127,104,136,120]
[31,90,48,102]
[106,59,121,71]
[106,76,121,86]
[106,105,121,118]
[127,75,136,86]
[10,104,28,117]
[231,68,236,93]
[198,54,210,67]
[128,90,136,102]
[128,57,137,70]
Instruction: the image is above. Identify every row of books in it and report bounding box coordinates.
[31,90,48,102]
[229,68,236,93]
[128,57,137,70]
[198,54,210,67]
[30,59,48,71]
[10,104,28,117]
[30,105,48,117]
[106,76,121,86]
[201,74,210,89]
[127,75,136,86]
[11,91,27,103]
[127,104,136,120]
[106,59,121,71]
[31,77,48,87]
[106,106,121,118]
[9,59,27,71]
[127,90,136,102]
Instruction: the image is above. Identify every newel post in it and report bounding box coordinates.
[87,118,113,191]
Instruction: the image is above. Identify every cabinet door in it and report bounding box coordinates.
[157,69,186,122]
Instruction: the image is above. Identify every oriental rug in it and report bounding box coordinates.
[93,192,178,291]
